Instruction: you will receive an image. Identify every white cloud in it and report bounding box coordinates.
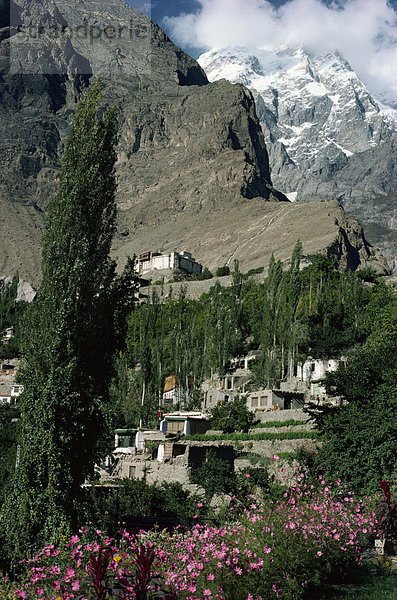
[164,0,397,104]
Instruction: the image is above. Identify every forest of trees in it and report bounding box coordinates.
[113,247,375,428]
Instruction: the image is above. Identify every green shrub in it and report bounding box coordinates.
[210,395,255,433]
[184,431,321,441]
[197,267,213,280]
[190,449,235,501]
[251,419,308,428]
[215,266,230,277]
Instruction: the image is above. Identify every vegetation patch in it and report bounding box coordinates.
[3,477,379,600]
[184,431,321,441]
[251,419,308,428]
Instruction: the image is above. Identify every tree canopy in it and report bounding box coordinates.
[0,82,119,563]
[312,283,397,493]
[120,248,371,428]
[210,395,255,434]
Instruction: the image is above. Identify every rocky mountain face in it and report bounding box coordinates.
[199,47,396,271]
[0,0,390,287]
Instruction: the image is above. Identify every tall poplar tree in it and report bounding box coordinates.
[1,82,118,562]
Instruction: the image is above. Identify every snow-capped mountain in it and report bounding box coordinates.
[199,47,397,269]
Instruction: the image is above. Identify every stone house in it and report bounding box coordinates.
[112,441,234,490]
[1,326,15,344]
[201,351,341,412]
[160,411,210,435]
[162,375,194,408]
[135,250,202,281]
[246,388,304,415]
[296,357,341,400]
[0,360,22,404]
[201,351,261,411]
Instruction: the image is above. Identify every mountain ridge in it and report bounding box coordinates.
[0,0,390,286]
[199,46,396,271]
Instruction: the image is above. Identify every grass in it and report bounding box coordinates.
[251,419,308,429]
[184,431,321,441]
[307,561,397,600]
[235,452,298,464]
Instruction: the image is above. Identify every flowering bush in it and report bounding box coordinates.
[8,477,378,600]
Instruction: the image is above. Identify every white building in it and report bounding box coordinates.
[160,412,210,436]
[135,251,202,278]
[11,384,23,397]
[162,375,194,409]
[296,358,340,399]
[1,327,15,344]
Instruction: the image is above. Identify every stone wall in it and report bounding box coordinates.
[253,408,310,423]
[115,444,235,490]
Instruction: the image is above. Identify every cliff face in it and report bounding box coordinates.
[0,0,389,286]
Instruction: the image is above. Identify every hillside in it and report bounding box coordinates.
[0,0,390,287]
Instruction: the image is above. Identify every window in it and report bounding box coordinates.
[260,396,267,407]
[251,397,258,408]
[129,466,136,479]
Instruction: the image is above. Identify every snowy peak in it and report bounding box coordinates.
[199,46,394,169]
[198,46,396,270]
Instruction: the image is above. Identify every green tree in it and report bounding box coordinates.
[312,286,397,493]
[190,449,235,501]
[0,404,20,508]
[197,267,213,280]
[0,274,29,358]
[0,83,119,563]
[210,395,255,433]
[215,265,230,277]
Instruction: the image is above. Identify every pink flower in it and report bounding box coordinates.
[270,455,280,461]
[70,535,80,544]
[203,589,212,596]
[72,581,80,591]
[317,551,323,556]
[244,473,250,478]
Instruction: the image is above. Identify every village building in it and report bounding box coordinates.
[0,360,22,404]
[1,326,15,344]
[246,388,304,413]
[162,375,194,409]
[160,411,210,436]
[135,250,202,281]
[107,435,234,491]
[200,351,341,414]
[296,357,341,400]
